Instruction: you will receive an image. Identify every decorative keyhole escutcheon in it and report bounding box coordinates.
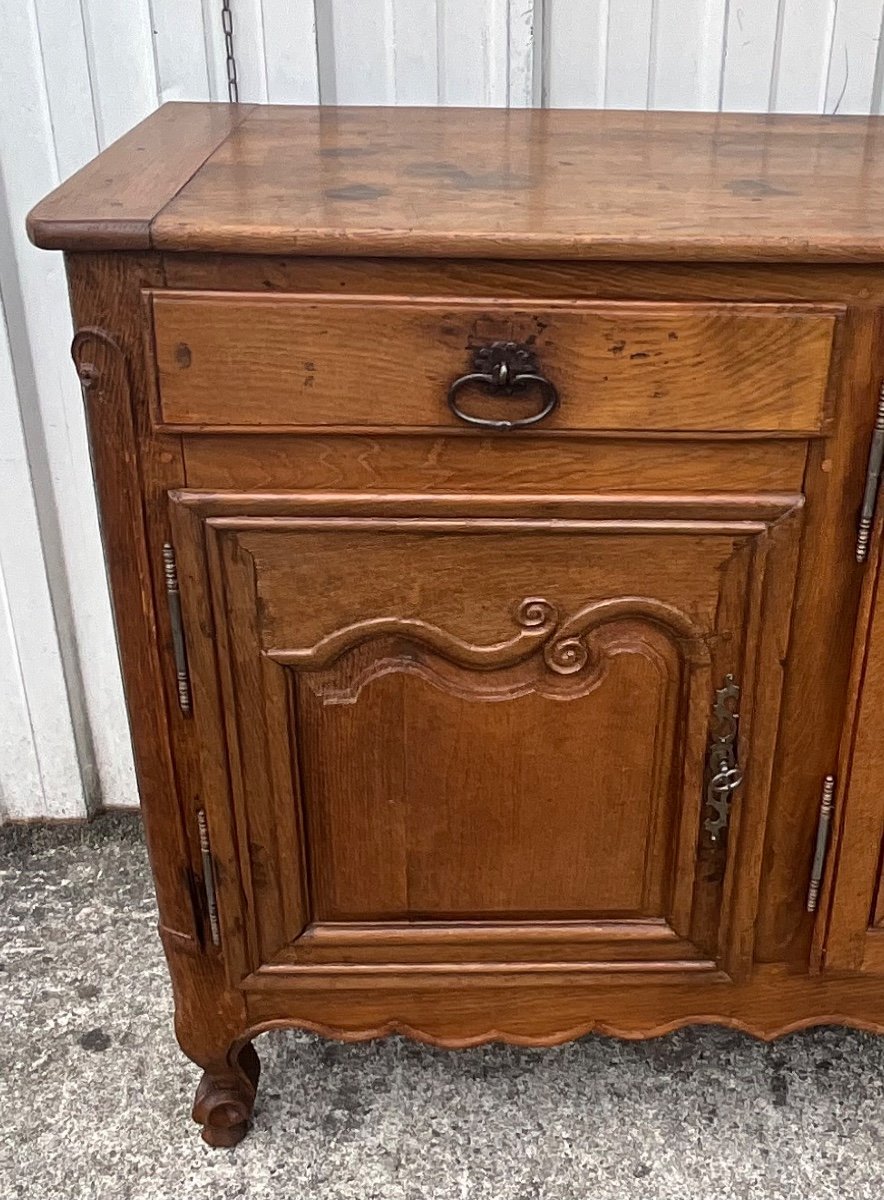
[704,674,743,843]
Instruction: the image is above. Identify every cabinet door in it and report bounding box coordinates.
[823,536,884,974]
[170,492,802,987]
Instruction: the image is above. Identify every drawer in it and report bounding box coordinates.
[149,291,840,435]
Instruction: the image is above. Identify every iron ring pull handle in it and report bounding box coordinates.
[446,341,559,431]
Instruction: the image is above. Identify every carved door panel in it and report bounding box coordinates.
[170,492,803,987]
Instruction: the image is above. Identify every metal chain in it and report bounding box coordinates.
[221,0,239,103]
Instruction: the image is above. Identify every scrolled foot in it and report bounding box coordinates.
[192,1042,260,1148]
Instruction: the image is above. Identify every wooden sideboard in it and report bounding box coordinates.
[28,103,884,1145]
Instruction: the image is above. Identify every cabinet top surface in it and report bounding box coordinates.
[27,102,884,262]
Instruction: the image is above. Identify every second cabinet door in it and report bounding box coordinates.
[170,492,803,986]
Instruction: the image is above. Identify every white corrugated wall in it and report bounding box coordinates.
[2,0,884,820]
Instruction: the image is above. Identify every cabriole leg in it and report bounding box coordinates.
[191,1041,261,1148]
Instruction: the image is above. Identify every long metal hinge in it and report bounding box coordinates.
[806,775,835,913]
[704,674,743,843]
[856,385,884,562]
[162,543,192,716]
[197,810,221,946]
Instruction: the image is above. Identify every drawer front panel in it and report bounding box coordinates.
[151,292,839,434]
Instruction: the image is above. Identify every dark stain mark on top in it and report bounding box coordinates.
[406,161,468,178]
[175,342,192,369]
[405,161,531,191]
[324,184,390,202]
[725,178,795,198]
[319,147,379,159]
[79,1027,111,1052]
[609,340,626,357]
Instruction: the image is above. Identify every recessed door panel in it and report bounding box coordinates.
[298,622,684,921]
[169,493,803,985]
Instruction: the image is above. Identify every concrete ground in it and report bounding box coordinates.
[1,813,882,1200]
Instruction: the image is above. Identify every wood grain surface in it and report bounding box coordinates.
[152,292,839,434]
[141,107,884,261]
[22,105,884,261]
[181,435,809,495]
[28,103,254,250]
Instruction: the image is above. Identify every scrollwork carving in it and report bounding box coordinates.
[269,599,560,673]
[516,596,556,630]
[271,593,707,687]
[544,636,590,676]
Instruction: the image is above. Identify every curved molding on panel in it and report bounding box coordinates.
[233,1011,884,1053]
[304,622,678,706]
[269,596,558,672]
[269,594,709,682]
[544,595,710,673]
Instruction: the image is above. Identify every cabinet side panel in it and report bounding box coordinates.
[65,252,196,942]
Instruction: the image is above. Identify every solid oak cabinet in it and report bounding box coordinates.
[28,104,884,1145]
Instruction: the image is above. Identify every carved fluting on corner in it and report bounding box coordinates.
[71,327,125,395]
